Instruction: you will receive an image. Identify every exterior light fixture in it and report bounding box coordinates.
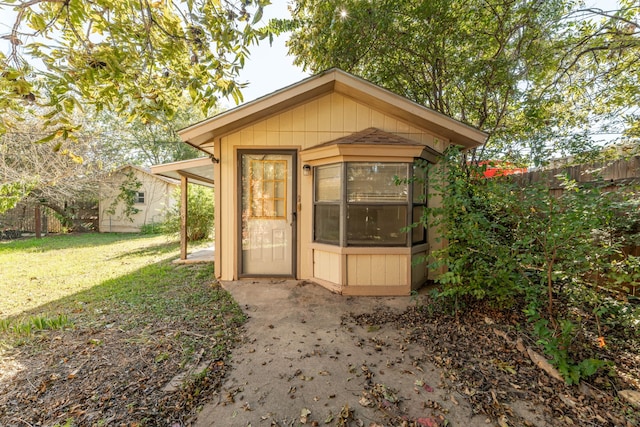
[303,164,311,176]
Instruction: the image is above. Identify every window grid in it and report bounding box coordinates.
[314,161,427,247]
[249,159,287,219]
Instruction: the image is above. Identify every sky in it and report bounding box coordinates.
[231,0,309,107]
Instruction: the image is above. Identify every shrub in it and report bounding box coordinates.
[161,185,214,241]
[421,147,638,383]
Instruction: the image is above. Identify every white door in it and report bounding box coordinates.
[240,152,295,276]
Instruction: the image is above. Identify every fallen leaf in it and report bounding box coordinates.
[417,417,439,427]
[301,408,311,424]
[359,395,374,407]
[324,412,334,424]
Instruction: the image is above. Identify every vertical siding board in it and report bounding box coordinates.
[239,129,253,145]
[252,118,266,131]
[371,110,385,129]
[305,100,319,132]
[292,132,306,149]
[384,115,398,131]
[397,120,410,134]
[280,130,293,146]
[343,97,358,132]
[401,255,409,284]
[266,130,279,146]
[371,255,386,286]
[317,96,331,132]
[385,255,401,285]
[280,110,293,132]
[356,102,371,130]
[252,130,267,146]
[266,115,279,132]
[331,93,345,131]
[347,254,356,286]
[356,255,372,286]
[291,106,306,132]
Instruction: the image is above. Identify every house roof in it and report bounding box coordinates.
[150,157,215,188]
[110,164,180,186]
[179,68,487,151]
[301,128,441,163]
[309,127,429,148]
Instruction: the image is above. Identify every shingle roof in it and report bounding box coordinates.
[310,128,426,149]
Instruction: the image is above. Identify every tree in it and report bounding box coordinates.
[90,102,207,166]
[0,113,101,221]
[282,0,640,165]
[161,184,214,241]
[552,1,640,141]
[0,0,272,138]
[284,0,572,162]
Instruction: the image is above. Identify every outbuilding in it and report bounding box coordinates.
[178,69,486,295]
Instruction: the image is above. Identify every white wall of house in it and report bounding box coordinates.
[98,166,178,233]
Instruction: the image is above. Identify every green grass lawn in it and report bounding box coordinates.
[0,233,181,318]
[0,233,244,426]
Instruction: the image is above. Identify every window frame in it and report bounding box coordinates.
[135,191,145,204]
[313,160,427,247]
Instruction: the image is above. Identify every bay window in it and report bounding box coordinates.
[314,161,427,247]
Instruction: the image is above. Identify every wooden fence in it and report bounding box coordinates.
[0,202,98,239]
[511,156,640,298]
[512,155,640,194]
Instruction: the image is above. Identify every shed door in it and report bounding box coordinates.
[240,151,296,276]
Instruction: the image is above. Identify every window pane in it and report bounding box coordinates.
[347,163,408,202]
[314,204,340,244]
[315,164,341,202]
[413,164,427,203]
[346,205,407,245]
[412,205,426,243]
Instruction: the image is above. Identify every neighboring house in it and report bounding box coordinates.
[98,165,178,233]
[170,69,487,295]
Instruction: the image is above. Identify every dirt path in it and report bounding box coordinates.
[194,280,544,426]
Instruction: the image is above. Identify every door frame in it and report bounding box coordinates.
[237,149,298,278]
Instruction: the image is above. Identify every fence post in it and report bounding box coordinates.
[35,204,41,238]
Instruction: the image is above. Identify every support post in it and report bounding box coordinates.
[180,175,188,260]
[34,204,41,238]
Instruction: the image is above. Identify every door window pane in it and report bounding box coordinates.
[248,159,287,219]
[347,163,408,202]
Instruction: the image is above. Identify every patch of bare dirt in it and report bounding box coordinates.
[0,316,242,426]
[346,297,640,427]
[0,329,234,426]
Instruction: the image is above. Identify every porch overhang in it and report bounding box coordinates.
[150,157,215,187]
[151,157,215,263]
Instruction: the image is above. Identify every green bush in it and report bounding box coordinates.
[421,147,639,384]
[139,222,163,234]
[161,185,214,241]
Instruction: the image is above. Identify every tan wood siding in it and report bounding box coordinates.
[313,249,342,284]
[346,254,408,287]
[216,91,449,287]
[227,93,448,153]
[411,252,428,289]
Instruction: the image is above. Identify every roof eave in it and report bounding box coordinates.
[179,69,487,149]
